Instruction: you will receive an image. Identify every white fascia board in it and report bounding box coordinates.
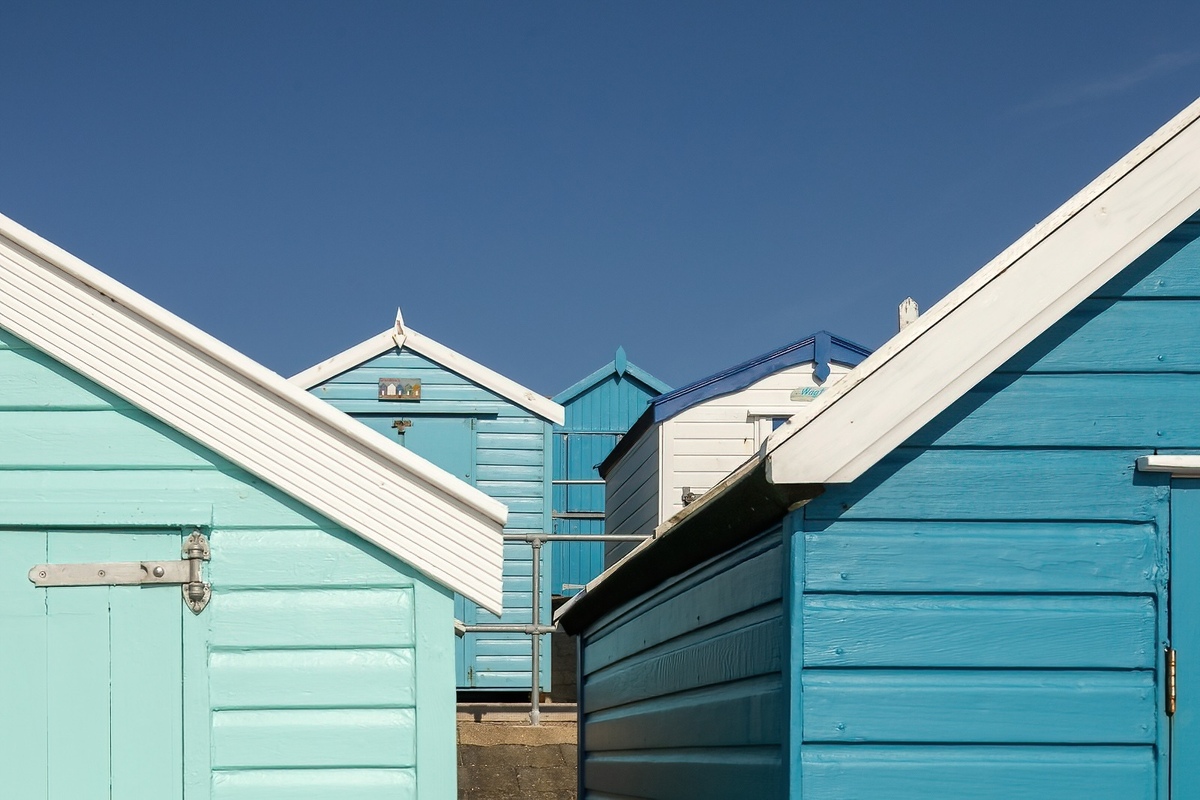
[1136,456,1200,476]
[402,329,565,424]
[290,328,398,389]
[766,97,1200,486]
[0,213,507,614]
[291,325,565,426]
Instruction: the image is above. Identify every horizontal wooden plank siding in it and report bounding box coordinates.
[803,521,1158,593]
[0,329,456,798]
[794,225,1200,799]
[212,769,417,800]
[802,670,1156,743]
[800,745,1156,800]
[581,529,785,798]
[656,364,854,521]
[604,429,660,565]
[211,708,417,768]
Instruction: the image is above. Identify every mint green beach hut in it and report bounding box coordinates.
[0,213,506,799]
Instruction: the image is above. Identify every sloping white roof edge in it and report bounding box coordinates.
[291,310,565,425]
[766,97,1200,486]
[0,213,508,614]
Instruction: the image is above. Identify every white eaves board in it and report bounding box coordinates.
[291,312,565,426]
[766,97,1200,487]
[0,212,508,615]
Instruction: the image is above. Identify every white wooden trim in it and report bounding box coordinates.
[766,98,1200,486]
[0,213,508,614]
[401,328,564,424]
[1136,455,1200,476]
[290,329,398,388]
[290,315,564,425]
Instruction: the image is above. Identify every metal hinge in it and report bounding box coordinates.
[1168,647,1177,716]
[28,530,212,614]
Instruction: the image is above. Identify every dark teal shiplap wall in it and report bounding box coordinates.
[794,215,1200,800]
[578,527,787,799]
[309,345,553,691]
[553,370,665,595]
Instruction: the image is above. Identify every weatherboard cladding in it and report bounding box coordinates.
[0,328,458,799]
[788,237,1190,799]
[552,353,669,594]
[308,342,554,690]
[569,222,1195,799]
[563,203,1200,798]
[578,526,786,798]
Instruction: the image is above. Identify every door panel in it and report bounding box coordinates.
[362,415,475,484]
[0,530,185,799]
[364,416,479,686]
[1172,481,1200,798]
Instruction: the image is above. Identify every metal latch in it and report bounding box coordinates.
[28,531,212,614]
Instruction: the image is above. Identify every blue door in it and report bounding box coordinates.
[365,415,478,686]
[1172,480,1200,798]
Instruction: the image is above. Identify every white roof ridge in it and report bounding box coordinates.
[0,212,507,614]
[291,312,565,425]
[766,96,1200,486]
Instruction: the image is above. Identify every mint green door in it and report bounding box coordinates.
[0,530,185,799]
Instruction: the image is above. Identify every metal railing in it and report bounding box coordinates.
[457,532,651,725]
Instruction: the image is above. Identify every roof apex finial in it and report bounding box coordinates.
[614,346,628,378]
[395,307,405,335]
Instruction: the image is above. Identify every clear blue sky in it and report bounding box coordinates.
[2,2,1199,394]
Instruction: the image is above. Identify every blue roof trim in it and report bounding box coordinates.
[599,331,871,477]
[552,349,672,406]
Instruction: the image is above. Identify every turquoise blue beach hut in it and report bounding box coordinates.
[551,347,669,596]
[559,99,1200,799]
[293,314,564,693]
[0,213,506,799]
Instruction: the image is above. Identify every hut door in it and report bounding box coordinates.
[0,529,185,799]
[1170,480,1200,798]
[371,415,479,687]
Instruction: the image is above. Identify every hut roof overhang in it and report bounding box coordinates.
[597,331,871,478]
[0,213,509,615]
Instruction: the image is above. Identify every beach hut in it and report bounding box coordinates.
[0,213,506,799]
[599,331,870,566]
[558,99,1200,799]
[551,347,669,596]
[293,313,564,693]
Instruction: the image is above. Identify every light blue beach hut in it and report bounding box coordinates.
[559,99,1200,799]
[0,214,506,799]
[293,313,564,693]
[551,347,669,596]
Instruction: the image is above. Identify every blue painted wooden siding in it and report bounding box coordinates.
[0,329,457,800]
[792,216,1200,799]
[578,528,786,799]
[554,371,664,594]
[309,345,553,690]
